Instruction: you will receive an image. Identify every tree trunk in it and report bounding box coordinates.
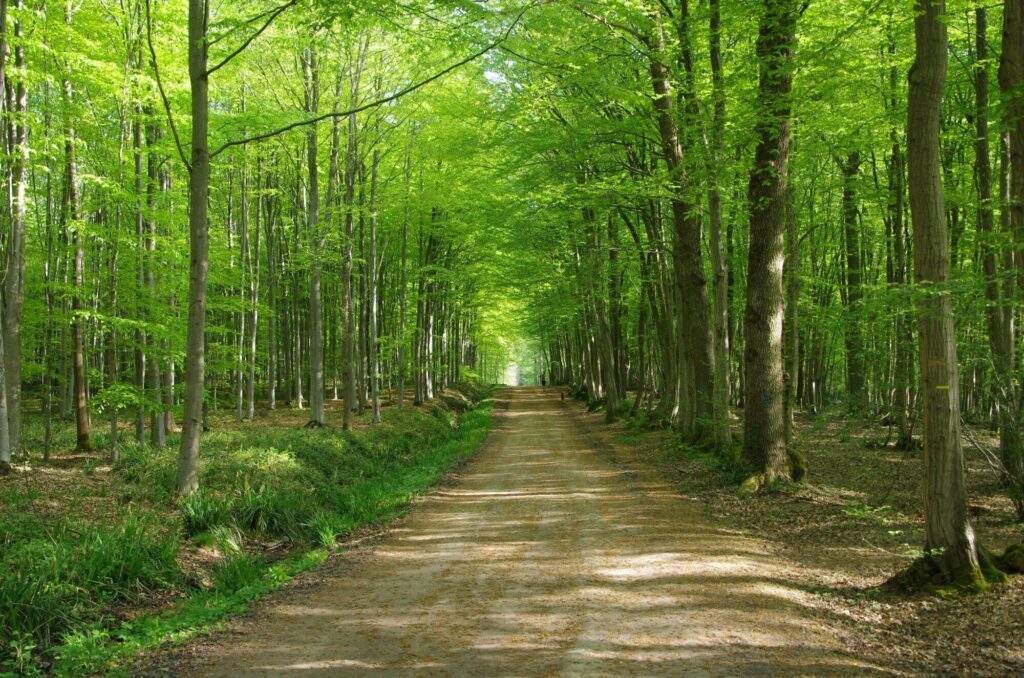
[840,152,866,410]
[644,17,715,439]
[998,0,1024,518]
[742,0,799,488]
[305,48,325,427]
[708,0,732,448]
[369,145,382,423]
[177,0,210,496]
[907,0,983,584]
[63,29,91,452]
[146,122,166,447]
[2,0,26,457]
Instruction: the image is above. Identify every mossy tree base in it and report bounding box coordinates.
[889,546,1015,596]
[739,447,807,494]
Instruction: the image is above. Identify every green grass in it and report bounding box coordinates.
[0,511,179,653]
[2,389,494,675]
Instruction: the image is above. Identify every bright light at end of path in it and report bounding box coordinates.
[505,363,520,386]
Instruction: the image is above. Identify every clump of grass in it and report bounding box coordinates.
[212,553,265,593]
[0,511,179,654]
[179,489,233,537]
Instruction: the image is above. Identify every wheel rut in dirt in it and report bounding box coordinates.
[185,388,889,676]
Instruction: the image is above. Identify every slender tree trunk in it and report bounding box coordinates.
[708,0,732,448]
[369,145,381,423]
[177,0,210,495]
[146,122,166,447]
[907,0,983,583]
[305,48,325,427]
[397,150,410,407]
[246,156,259,421]
[134,114,147,443]
[341,110,357,429]
[265,173,278,411]
[63,27,91,452]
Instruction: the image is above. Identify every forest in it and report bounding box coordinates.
[1,0,1024,674]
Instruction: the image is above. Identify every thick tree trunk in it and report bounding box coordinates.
[998,0,1024,517]
[784,184,799,444]
[907,0,983,583]
[645,18,715,439]
[177,0,210,496]
[840,152,866,410]
[742,0,798,488]
[2,0,26,457]
[708,0,732,448]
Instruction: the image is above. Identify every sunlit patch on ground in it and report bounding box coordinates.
[186,388,892,676]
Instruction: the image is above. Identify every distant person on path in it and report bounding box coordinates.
[540,373,546,390]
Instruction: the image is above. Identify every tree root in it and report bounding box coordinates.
[998,543,1024,573]
[887,546,1012,596]
[739,446,807,493]
[304,420,326,430]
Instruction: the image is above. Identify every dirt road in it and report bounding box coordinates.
[186,389,889,676]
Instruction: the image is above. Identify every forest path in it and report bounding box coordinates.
[184,388,887,676]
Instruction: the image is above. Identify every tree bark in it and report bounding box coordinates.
[177,0,210,495]
[840,152,866,410]
[644,16,715,439]
[2,0,27,457]
[742,0,799,487]
[62,18,91,452]
[998,0,1024,517]
[305,48,325,427]
[907,0,983,583]
[369,144,381,423]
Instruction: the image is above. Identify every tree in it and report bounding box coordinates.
[741,0,802,490]
[906,0,983,586]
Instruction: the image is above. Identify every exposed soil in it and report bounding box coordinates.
[597,407,1024,676]
[164,389,900,676]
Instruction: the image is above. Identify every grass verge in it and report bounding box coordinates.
[1,387,493,675]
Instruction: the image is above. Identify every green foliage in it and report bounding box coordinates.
[0,512,179,655]
[179,489,233,537]
[212,554,266,593]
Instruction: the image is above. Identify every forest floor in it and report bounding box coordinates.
[611,404,1024,675]
[155,388,901,676]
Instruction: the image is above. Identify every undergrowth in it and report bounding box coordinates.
[0,387,493,675]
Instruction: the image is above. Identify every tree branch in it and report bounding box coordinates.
[146,0,190,171]
[210,2,534,158]
[205,0,299,78]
